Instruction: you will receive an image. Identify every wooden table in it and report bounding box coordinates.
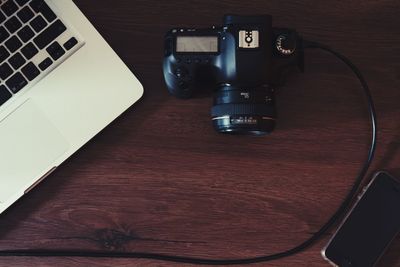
[1,0,400,266]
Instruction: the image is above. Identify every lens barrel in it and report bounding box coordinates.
[211,85,276,135]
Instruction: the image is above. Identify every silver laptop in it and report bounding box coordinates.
[0,0,143,214]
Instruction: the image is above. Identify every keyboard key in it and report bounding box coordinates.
[17,25,34,42]
[0,10,6,24]
[6,72,27,93]
[1,0,18,17]
[0,85,12,106]
[21,42,38,59]
[64,37,78,51]
[15,0,30,6]
[5,36,22,53]
[9,52,26,70]
[46,41,65,61]
[30,0,56,22]
[38,57,52,70]
[5,16,22,33]
[34,20,66,49]
[0,62,14,80]
[0,26,10,43]
[21,62,39,81]
[17,6,34,23]
[30,15,47,33]
[0,46,10,63]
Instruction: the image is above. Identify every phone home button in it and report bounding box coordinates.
[342,258,354,267]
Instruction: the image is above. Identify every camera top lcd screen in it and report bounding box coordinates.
[176,36,218,53]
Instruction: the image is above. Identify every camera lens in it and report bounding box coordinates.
[211,84,276,135]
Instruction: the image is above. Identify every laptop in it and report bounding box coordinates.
[0,0,143,214]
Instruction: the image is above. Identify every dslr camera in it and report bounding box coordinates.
[163,15,303,135]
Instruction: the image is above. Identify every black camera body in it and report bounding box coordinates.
[163,15,303,135]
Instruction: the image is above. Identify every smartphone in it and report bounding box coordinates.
[322,171,400,267]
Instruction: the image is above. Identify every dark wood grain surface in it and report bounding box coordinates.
[1,0,400,266]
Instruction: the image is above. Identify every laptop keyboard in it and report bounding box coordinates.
[0,0,82,107]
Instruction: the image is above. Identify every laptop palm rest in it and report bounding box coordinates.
[0,100,69,203]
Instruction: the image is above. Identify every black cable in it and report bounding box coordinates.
[0,41,377,265]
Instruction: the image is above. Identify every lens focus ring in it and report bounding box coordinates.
[211,103,275,117]
[211,84,276,135]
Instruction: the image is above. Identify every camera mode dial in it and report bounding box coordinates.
[276,34,296,55]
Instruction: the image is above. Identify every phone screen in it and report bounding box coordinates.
[323,172,400,267]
